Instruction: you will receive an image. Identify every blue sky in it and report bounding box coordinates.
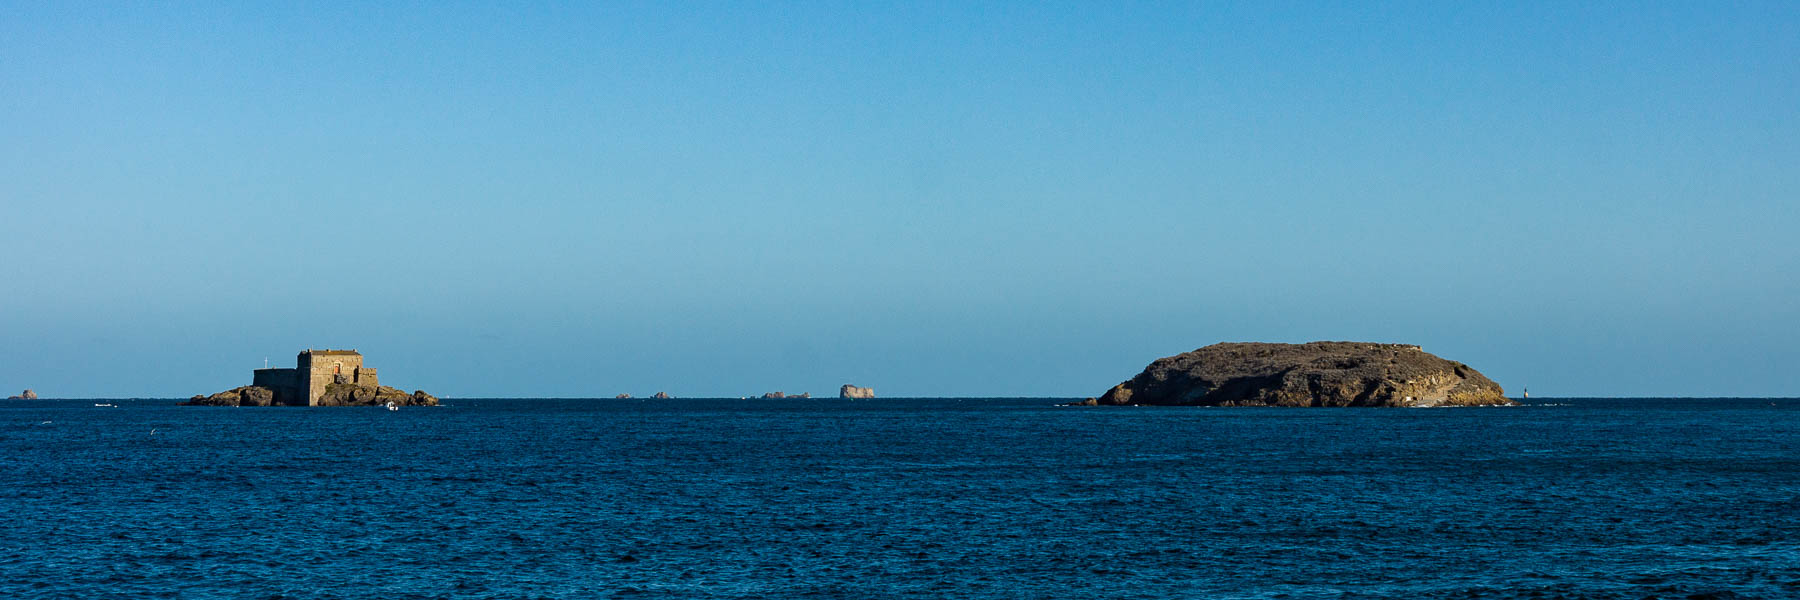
[4,2,1797,398]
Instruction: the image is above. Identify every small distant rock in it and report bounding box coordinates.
[762,391,787,399]
[651,392,672,399]
[6,389,38,400]
[839,384,874,399]
[614,393,632,399]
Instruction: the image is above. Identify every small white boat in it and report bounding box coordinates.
[94,403,116,408]
[385,401,399,411]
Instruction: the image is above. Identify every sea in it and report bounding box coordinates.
[2,398,1795,599]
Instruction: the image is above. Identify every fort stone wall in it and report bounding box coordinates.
[252,368,298,388]
[299,350,369,406]
[252,368,306,406]
[354,367,378,388]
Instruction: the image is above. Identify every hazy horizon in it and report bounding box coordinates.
[5,3,1797,398]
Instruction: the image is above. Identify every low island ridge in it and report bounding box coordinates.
[1080,341,1510,407]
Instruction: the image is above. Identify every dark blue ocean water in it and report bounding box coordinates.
[2,398,1796,599]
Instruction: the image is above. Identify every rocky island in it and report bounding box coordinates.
[839,384,874,399]
[1080,342,1510,407]
[183,349,439,407]
[7,389,38,400]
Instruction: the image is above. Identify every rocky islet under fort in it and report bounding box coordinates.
[184,349,438,407]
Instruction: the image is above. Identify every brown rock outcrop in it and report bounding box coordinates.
[1086,342,1510,407]
[181,385,275,407]
[7,389,37,400]
[839,385,875,399]
[314,383,439,407]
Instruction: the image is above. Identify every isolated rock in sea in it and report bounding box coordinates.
[651,392,672,399]
[1085,342,1510,407]
[615,394,632,399]
[762,391,786,399]
[839,384,875,399]
[7,389,37,400]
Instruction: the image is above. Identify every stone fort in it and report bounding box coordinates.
[253,349,378,406]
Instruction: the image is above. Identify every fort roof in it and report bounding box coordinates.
[304,349,361,356]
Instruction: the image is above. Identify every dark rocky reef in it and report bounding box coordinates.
[7,389,38,400]
[760,392,810,399]
[651,392,672,399]
[839,384,875,399]
[182,384,438,407]
[1082,342,1510,407]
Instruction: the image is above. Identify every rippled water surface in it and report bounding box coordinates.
[2,398,1797,599]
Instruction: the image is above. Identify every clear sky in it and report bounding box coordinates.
[4,2,1797,398]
